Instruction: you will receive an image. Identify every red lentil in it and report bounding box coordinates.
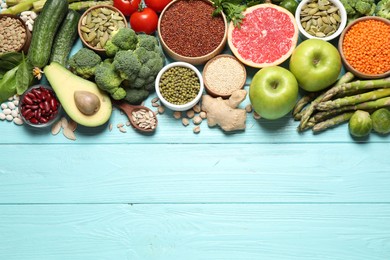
[342,19,390,75]
[160,0,225,57]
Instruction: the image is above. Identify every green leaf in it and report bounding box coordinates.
[16,57,33,95]
[0,66,19,103]
[0,52,23,71]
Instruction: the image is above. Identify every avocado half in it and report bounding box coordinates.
[44,62,112,127]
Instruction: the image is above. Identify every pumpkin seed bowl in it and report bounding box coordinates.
[295,0,347,42]
[78,5,127,55]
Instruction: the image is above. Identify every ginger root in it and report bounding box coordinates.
[201,89,247,132]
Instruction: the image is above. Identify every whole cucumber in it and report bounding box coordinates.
[50,10,80,66]
[27,0,68,68]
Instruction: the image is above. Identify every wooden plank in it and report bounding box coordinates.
[0,143,389,204]
[0,204,389,259]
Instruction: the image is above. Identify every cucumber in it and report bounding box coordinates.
[27,0,68,68]
[50,10,80,66]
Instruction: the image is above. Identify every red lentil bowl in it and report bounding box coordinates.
[338,16,390,79]
[157,0,228,65]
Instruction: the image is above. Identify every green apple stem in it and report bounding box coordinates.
[298,72,355,132]
[321,77,390,102]
[316,88,390,111]
[312,112,354,133]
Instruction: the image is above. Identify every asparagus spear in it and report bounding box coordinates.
[292,92,317,119]
[68,1,113,11]
[312,112,354,133]
[1,0,39,14]
[297,72,355,132]
[317,88,390,111]
[322,77,390,101]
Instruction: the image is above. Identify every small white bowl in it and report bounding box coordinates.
[155,62,204,111]
[295,0,347,41]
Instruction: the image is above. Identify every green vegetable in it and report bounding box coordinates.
[317,88,390,111]
[371,108,390,134]
[27,0,68,69]
[279,0,298,14]
[123,88,150,105]
[0,0,39,14]
[340,0,377,22]
[94,59,126,100]
[15,54,33,95]
[0,52,23,80]
[349,110,372,137]
[0,66,18,103]
[376,0,390,19]
[104,28,138,57]
[49,10,80,66]
[68,0,113,11]
[313,112,354,133]
[322,77,390,102]
[68,48,102,79]
[211,0,264,28]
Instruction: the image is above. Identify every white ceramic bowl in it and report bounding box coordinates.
[155,62,204,111]
[295,0,347,41]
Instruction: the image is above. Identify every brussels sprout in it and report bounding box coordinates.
[371,108,390,134]
[349,110,372,137]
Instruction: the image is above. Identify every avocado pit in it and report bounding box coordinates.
[74,90,101,116]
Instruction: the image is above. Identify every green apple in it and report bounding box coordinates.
[289,39,341,92]
[249,66,298,120]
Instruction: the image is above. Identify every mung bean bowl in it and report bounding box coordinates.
[157,0,228,65]
[155,62,204,111]
[295,0,347,42]
[0,14,31,54]
[78,5,127,55]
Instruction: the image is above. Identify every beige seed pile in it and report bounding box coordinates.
[204,56,246,96]
[131,109,157,130]
[0,16,27,54]
[51,117,78,141]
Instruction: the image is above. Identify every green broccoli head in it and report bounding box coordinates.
[68,48,102,79]
[94,59,126,100]
[104,28,138,57]
[123,88,150,105]
[136,34,160,51]
[376,0,390,18]
[112,50,142,81]
[355,0,376,15]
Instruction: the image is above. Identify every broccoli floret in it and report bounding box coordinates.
[355,0,376,15]
[68,48,101,79]
[376,0,390,18]
[123,88,150,105]
[104,28,138,57]
[112,50,142,81]
[340,0,357,15]
[94,59,126,100]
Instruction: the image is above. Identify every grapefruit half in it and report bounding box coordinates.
[228,4,298,68]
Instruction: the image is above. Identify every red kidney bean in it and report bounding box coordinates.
[29,118,38,124]
[44,101,50,112]
[39,117,48,124]
[23,95,33,105]
[50,98,57,110]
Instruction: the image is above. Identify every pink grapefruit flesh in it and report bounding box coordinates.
[228,4,298,68]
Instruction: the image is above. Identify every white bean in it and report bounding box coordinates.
[5,114,13,121]
[7,102,15,110]
[11,110,18,118]
[0,113,5,120]
[30,12,37,19]
[1,103,7,109]
[0,3,7,8]
[28,18,34,25]
[13,95,19,100]
[13,117,23,125]
[13,100,19,106]
[27,23,33,31]
[2,108,11,115]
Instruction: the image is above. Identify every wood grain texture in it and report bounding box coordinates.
[0,143,389,204]
[0,204,390,260]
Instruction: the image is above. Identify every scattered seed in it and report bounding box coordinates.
[119,127,127,133]
[173,111,181,119]
[199,111,207,119]
[51,120,62,135]
[117,123,124,128]
[151,97,159,103]
[193,115,202,125]
[186,109,195,119]
[63,127,76,141]
[193,104,201,113]
[158,105,165,114]
[193,126,201,134]
[68,120,77,132]
[253,111,261,120]
[109,123,113,131]
[245,104,253,113]
[182,118,190,126]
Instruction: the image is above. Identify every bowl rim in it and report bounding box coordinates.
[0,14,31,54]
[157,0,228,65]
[295,0,347,42]
[338,16,390,79]
[155,62,204,111]
[78,4,127,53]
[19,84,62,128]
[203,54,247,99]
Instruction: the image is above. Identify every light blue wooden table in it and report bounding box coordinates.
[1,30,390,259]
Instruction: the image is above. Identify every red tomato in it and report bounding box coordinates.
[130,7,158,35]
[144,0,173,13]
[113,0,141,16]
